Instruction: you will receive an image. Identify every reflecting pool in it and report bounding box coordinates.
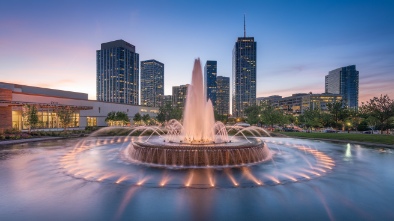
[0,137,393,221]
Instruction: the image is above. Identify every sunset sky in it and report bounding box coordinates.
[1,0,393,104]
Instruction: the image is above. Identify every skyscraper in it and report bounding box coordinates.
[204,60,217,106]
[232,16,257,117]
[172,84,189,108]
[325,65,359,109]
[141,59,164,107]
[157,95,172,107]
[216,76,230,116]
[96,39,139,104]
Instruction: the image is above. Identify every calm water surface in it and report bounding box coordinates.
[0,137,393,221]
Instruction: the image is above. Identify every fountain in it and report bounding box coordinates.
[2,62,394,221]
[56,58,338,189]
[127,59,271,167]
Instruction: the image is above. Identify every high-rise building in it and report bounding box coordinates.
[172,84,189,108]
[96,39,139,104]
[232,17,257,117]
[157,95,172,107]
[216,76,230,116]
[204,60,217,106]
[325,65,359,109]
[141,59,164,107]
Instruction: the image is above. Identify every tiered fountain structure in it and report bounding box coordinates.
[128,59,271,167]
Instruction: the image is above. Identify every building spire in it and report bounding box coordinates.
[244,14,246,37]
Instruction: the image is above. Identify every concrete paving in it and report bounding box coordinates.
[0,137,64,146]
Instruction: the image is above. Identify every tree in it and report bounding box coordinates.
[259,101,285,130]
[320,112,335,128]
[357,120,369,131]
[106,111,130,126]
[214,111,228,124]
[156,112,165,123]
[105,111,116,122]
[22,104,39,133]
[56,106,74,130]
[360,94,394,134]
[244,105,261,125]
[156,103,182,123]
[115,111,130,125]
[327,101,349,129]
[133,112,142,122]
[327,101,342,124]
[299,108,322,129]
[142,114,151,125]
[285,114,297,125]
[347,109,362,131]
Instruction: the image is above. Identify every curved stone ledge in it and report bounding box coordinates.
[128,138,271,167]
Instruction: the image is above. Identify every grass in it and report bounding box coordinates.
[279,132,394,145]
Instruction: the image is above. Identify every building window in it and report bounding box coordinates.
[12,107,79,129]
[87,117,97,126]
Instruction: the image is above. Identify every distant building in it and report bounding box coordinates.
[325,65,359,109]
[301,93,342,113]
[278,93,308,114]
[204,60,217,106]
[257,95,282,106]
[96,39,139,105]
[216,76,230,116]
[172,85,189,108]
[141,59,164,107]
[0,82,158,132]
[260,93,343,115]
[157,95,172,107]
[232,17,257,117]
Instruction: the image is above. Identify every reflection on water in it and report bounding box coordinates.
[0,137,393,220]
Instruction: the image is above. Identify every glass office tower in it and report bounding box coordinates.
[232,37,257,117]
[96,39,139,104]
[141,59,164,107]
[204,60,217,106]
[325,65,359,109]
[216,76,230,116]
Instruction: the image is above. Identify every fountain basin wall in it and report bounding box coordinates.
[128,138,270,167]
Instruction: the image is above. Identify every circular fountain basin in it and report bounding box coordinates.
[127,137,271,168]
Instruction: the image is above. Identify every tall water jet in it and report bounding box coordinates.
[182,58,215,142]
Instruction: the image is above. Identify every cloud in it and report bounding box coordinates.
[35,79,77,88]
[258,83,323,98]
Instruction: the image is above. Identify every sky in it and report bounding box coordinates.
[1,0,393,105]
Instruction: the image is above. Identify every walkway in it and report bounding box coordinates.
[0,137,64,146]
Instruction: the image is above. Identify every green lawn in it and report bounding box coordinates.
[279,132,394,145]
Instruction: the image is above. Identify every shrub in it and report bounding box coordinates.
[21,133,31,139]
[85,126,99,132]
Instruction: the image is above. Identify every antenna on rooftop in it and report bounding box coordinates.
[244,14,246,37]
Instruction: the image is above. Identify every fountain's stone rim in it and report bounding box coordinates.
[127,137,271,167]
[133,138,263,150]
